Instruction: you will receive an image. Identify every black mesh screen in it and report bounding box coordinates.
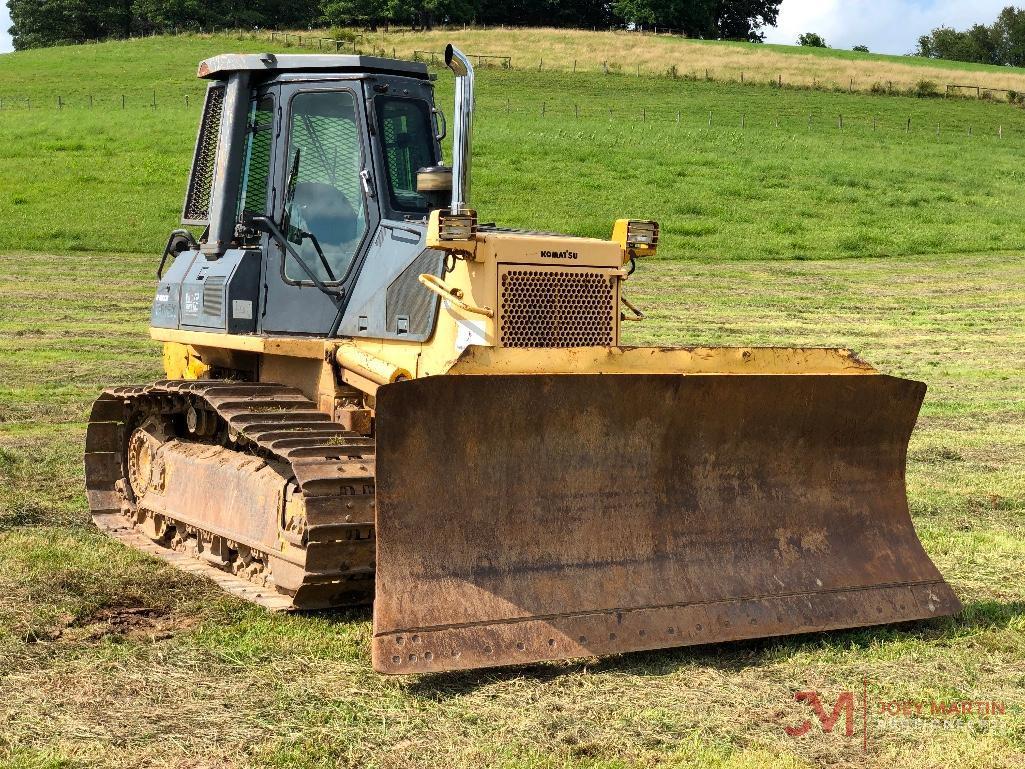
[236,96,275,220]
[282,91,366,284]
[376,97,434,214]
[182,85,225,224]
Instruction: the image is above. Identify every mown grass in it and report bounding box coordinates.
[1,248,1023,769]
[0,31,1023,769]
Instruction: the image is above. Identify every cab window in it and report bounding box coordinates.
[236,95,274,229]
[375,97,435,214]
[282,90,367,284]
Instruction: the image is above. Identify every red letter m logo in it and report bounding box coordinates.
[785,691,855,737]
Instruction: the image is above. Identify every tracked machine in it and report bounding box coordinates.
[85,46,960,674]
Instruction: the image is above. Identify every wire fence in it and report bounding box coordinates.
[1,86,1017,145]
[30,25,1025,105]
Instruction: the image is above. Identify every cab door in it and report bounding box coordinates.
[261,81,380,335]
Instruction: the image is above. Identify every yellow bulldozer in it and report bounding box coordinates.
[84,46,960,674]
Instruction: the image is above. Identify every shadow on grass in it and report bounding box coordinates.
[403,599,1025,699]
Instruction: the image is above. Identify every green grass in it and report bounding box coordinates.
[2,35,1025,258]
[0,31,1024,769]
[1,249,1023,768]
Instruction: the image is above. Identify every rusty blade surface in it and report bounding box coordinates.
[372,374,961,674]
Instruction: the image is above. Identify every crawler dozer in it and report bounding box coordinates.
[85,46,960,674]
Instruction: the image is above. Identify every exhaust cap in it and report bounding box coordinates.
[445,44,468,76]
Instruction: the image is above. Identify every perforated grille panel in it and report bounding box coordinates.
[500,267,616,348]
[202,275,225,317]
[183,85,225,224]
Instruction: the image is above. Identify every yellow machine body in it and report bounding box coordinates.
[85,49,960,676]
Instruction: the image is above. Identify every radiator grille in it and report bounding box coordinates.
[182,85,225,224]
[500,267,615,348]
[202,275,226,317]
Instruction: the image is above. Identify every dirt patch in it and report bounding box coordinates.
[34,607,198,644]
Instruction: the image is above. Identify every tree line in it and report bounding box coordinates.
[915,6,1025,67]
[8,0,781,50]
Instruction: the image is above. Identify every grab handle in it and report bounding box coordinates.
[418,274,494,318]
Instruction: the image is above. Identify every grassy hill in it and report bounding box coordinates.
[357,26,1025,94]
[0,31,1023,769]
[2,34,1025,260]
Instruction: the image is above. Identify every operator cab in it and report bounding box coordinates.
[155,53,450,339]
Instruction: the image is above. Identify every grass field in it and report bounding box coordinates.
[3,36,1025,259]
[354,26,1025,95]
[0,31,1023,769]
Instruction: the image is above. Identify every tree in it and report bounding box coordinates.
[387,0,475,29]
[612,0,779,41]
[714,0,779,42]
[992,5,1025,66]
[9,0,133,48]
[852,44,869,52]
[322,0,390,30]
[797,32,826,48]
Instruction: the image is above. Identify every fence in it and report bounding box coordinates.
[0,86,1018,144]
[413,50,512,68]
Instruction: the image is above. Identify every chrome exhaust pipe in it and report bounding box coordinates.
[445,44,474,215]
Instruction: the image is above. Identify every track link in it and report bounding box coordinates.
[85,380,376,610]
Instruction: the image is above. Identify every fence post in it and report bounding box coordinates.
[58,95,63,110]
[838,114,843,129]
[741,113,745,129]
[999,125,1003,138]
[122,94,126,110]
[152,90,157,109]
[741,71,744,84]
[969,125,973,136]
[573,59,576,73]
[603,60,608,75]
[642,108,645,121]
[539,58,543,71]
[575,104,579,118]
[906,117,911,132]
[542,101,546,116]
[89,94,93,108]
[708,110,712,127]
[778,73,782,87]
[676,111,680,124]
[185,94,189,108]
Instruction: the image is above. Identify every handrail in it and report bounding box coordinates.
[418,273,494,318]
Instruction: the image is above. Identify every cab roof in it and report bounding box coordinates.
[197,53,430,80]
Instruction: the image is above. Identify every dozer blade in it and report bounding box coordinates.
[372,374,960,674]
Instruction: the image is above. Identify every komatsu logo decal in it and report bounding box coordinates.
[541,249,579,260]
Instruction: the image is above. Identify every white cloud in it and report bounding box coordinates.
[1,1,11,54]
[764,0,1012,55]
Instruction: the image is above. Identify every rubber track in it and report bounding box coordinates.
[84,380,377,610]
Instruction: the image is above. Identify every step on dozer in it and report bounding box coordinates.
[85,45,960,674]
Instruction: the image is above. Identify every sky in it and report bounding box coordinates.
[764,0,1014,55]
[0,1,1018,56]
[1,3,10,53]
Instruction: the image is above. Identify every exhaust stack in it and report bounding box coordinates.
[445,44,474,215]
